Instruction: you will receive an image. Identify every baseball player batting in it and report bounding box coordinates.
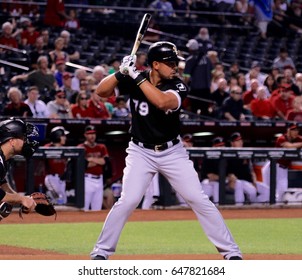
[90,41,242,260]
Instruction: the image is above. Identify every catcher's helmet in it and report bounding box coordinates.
[50,126,69,143]
[0,118,36,143]
[0,118,39,158]
[148,41,184,66]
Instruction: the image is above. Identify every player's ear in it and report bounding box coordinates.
[152,61,160,69]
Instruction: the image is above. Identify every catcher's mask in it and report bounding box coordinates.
[0,118,39,158]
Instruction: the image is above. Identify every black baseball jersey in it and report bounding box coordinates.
[0,149,8,201]
[118,71,188,144]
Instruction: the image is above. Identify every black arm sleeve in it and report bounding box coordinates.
[0,188,5,201]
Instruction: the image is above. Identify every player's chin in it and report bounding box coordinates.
[168,72,177,79]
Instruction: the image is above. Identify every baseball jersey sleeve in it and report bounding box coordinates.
[0,188,5,201]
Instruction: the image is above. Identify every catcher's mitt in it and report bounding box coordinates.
[19,192,57,219]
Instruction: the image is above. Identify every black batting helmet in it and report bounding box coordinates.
[147,41,184,66]
[50,126,69,143]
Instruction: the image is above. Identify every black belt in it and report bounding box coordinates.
[132,138,179,152]
[85,174,101,179]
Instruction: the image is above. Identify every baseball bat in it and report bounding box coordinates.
[130,13,152,56]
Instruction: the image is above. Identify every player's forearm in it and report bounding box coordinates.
[0,183,17,194]
[283,142,302,148]
[2,192,24,204]
[139,81,178,110]
[87,157,106,166]
[96,74,118,97]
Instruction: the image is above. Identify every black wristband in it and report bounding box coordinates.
[135,74,147,86]
[114,71,125,81]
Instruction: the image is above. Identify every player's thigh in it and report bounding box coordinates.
[161,153,204,201]
[123,148,157,199]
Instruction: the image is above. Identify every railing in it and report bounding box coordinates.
[186,147,302,205]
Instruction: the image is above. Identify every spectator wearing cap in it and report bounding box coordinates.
[227,132,269,205]
[221,85,246,121]
[272,47,296,74]
[245,61,266,91]
[200,136,226,205]
[54,58,67,87]
[262,123,302,202]
[78,125,111,211]
[183,38,213,115]
[46,89,73,119]
[44,126,70,204]
[270,83,295,120]
[250,86,276,120]
[25,86,50,118]
[186,39,199,54]
[61,72,76,102]
[3,87,33,118]
[10,55,57,99]
[71,91,93,118]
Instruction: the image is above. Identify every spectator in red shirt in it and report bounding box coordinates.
[271,84,295,120]
[21,22,40,47]
[286,96,302,121]
[242,79,259,112]
[87,90,110,119]
[44,0,71,27]
[250,86,276,120]
[71,91,93,119]
[0,21,18,50]
[3,87,33,118]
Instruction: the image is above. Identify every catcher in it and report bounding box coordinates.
[0,118,56,220]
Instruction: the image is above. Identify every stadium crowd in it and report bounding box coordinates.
[1,1,302,123]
